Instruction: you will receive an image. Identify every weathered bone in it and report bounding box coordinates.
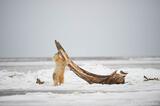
[55,40,127,84]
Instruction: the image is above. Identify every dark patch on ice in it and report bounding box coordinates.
[0,90,95,96]
[0,89,160,96]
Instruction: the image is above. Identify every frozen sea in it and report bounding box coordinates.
[0,57,160,106]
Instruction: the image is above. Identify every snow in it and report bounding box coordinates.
[0,59,160,106]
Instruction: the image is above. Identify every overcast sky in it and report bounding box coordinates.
[0,0,160,57]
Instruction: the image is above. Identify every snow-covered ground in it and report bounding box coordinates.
[0,58,160,106]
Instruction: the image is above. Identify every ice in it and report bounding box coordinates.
[0,91,160,106]
[0,59,160,106]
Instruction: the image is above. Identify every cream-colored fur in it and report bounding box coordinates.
[53,52,66,86]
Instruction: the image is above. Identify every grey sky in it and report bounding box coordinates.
[0,0,160,57]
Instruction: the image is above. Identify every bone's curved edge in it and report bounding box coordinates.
[55,40,66,52]
[55,40,69,60]
[54,40,127,84]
